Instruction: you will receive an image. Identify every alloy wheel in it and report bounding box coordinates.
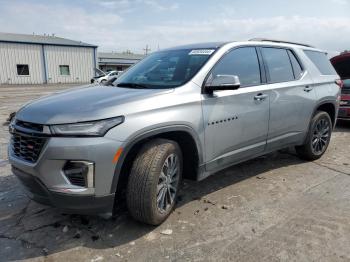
[156,153,179,213]
[311,118,330,155]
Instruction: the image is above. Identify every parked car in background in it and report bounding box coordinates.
[9,39,340,225]
[91,70,123,84]
[102,75,118,86]
[330,53,350,119]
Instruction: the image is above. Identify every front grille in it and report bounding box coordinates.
[11,133,47,163]
[16,120,44,132]
[10,120,47,163]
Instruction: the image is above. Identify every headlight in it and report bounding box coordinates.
[50,116,124,137]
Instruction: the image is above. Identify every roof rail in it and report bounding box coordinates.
[248,38,314,48]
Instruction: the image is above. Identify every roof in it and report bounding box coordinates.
[249,38,314,48]
[159,40,317,52]
[0,32,97,47]
[162,42,227,51]
[98,52,145,60]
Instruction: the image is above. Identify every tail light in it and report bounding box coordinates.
[335,79,344,89]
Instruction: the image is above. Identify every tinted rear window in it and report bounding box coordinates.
[262,48,294,83]
[304,50,337,75]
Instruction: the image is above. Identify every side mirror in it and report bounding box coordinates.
[205,74,241,92]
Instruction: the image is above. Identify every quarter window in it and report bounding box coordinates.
[304,50,337,75]
[262,48,294,83]
[210,47,261,87]
[17,64,29,76]
[59,65,70,76]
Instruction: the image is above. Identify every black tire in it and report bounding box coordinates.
[126,139,182,225]
[295,111,332,161]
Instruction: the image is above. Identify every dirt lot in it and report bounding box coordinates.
[0,85,349,262]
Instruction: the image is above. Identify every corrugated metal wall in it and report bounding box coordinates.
[0,42,45,84]
[44,46,94,84]
[0,43,95,85]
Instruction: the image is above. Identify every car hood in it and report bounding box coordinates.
[16,85,173,124]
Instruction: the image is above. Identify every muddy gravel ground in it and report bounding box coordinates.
[0,85,350,262]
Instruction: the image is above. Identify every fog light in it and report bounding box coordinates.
[63,161,94,188]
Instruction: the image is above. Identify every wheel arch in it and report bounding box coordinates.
[314,101,337,127]
[110,125,203,198]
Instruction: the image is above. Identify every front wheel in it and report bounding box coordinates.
[126,139,182,225]
[295,111,332,161]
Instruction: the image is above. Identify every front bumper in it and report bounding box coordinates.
[9,134,123,215]
[12,166,115,214]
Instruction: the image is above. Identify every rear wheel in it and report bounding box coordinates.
[126,139,182,225]
[295,111,332,161]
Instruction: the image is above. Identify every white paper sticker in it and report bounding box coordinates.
[189,49,215,55]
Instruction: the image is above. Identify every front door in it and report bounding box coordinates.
[202,47,270,173]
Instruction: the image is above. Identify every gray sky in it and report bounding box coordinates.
[0,0,349,53]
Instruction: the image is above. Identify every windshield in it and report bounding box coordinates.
[113,49,216,89]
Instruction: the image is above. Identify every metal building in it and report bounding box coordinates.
[0,32,97,85]
[97,52,144,72]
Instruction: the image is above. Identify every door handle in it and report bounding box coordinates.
[254,93,268,101]
[304,86,313,92]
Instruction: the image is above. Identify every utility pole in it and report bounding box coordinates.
[143,44,151,55]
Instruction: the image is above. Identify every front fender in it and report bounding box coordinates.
[109,124,204,194]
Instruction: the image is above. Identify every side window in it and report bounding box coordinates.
[262,47,294,83]
[211,47,261,87]
[304,50,337,75]
[59,65,70,76]
[17,64,30,76]
[287,50,303,79]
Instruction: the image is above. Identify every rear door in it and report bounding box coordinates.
[260,47,316,151]
[202,47,270,172]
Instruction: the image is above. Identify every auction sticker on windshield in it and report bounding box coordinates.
[189,49,215,55]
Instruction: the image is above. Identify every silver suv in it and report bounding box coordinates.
[9,39,341,225]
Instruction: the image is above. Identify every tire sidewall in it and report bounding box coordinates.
[150,142,183,224]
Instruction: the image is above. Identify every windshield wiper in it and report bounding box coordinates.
[116,82,149,89]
